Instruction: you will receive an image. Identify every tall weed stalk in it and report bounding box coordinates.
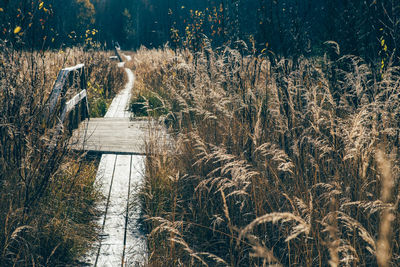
[0,44,124,266]
[132,46,399,266]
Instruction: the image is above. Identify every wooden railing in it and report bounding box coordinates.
[114,42,123,62]
[45,63,89,144]
[45,45,123,149]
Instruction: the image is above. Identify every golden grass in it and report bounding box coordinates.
[0,44,126,265]
[131,46,400,266]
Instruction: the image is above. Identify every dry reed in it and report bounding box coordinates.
[131,46,400,266]
[0,44,125,266]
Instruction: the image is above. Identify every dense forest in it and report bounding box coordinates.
[1,0,399,62]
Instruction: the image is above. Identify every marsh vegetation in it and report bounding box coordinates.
[1,0,400,266]
[0,46,125,265]
[130,46,400,266]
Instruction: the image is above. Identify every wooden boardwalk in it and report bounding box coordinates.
[83,55,149,266]
[70,118,153,155]
[92,154,146,266]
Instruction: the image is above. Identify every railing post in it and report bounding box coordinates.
[81,66,90,121]
[114,44,123,62]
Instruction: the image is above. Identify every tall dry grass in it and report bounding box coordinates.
[0,44,125,266]
[131,46,400,266]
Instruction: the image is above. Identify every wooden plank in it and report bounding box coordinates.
[87,154,147,266]
[82,55,150,266]
[64,89,87,114]
[64,63,84,71]
[59,89,88,123]
[69,118,167,154]
[47,69,69,115]
[104,68,134,118]
[95,154,132,266]
[123,155,147,265]
[86,154,117,266]
[47,63,85,116]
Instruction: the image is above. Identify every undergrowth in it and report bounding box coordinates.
[0,44,125,266]
[131,46,400,266]
[130,92,168,117]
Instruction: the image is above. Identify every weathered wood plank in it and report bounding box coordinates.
[95,155,131,266]
[70,118,167,154]
[88,154,147,266]
[86,154,117,266]
[47,63,85,117]
[83,56,149,266]
[104,67,134,118]
[123,155,147,265]
[64,89,87,114]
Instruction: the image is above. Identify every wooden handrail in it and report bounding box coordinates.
[46,63,86,117]
[46,45,123,149]
[45,63,90,148]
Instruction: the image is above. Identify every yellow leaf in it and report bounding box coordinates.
[0,8,3,12]
[39,2,44,9]
[14,26,21,34]
[381,39,385,46]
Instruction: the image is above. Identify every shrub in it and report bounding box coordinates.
[90,98,108,117]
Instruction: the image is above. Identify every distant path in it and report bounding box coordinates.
[105,60,134,118]
[87,54,147,266]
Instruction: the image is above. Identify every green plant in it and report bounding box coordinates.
[130,95,148,116]
[130,92,168,118]
[90,98,108,117]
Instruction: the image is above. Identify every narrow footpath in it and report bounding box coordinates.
[86,55,147,266]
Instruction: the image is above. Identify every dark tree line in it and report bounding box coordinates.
[1,0,399,63]
[136,0,399,64]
